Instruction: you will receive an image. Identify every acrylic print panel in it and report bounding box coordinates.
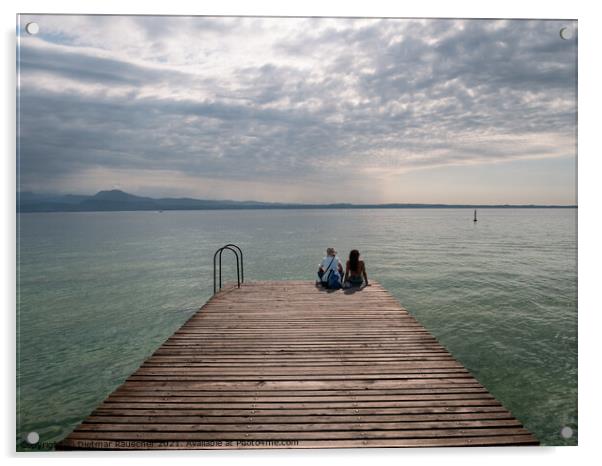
[16,15,577,450]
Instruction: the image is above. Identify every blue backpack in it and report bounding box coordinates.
[327,269,342,290]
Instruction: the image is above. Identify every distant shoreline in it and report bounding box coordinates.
[17,189,577,213]
[17,204,578,213]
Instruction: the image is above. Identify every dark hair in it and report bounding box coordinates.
[349,249,360,272]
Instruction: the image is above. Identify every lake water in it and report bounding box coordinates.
[16,208,577,449]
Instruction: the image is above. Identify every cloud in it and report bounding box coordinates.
[17,15,577,203]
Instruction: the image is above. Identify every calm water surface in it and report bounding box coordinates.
[16,209,577,448]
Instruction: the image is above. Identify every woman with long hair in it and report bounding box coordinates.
[344,249,369,288]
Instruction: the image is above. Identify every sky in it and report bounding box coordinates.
[17,15,577,204]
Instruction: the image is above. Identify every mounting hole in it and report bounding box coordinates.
[559,27,573,40]
[25,22,39,35]
[560,426,573,439]
[26,431,40,444]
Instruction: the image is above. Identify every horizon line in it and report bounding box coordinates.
[16,189,577,209]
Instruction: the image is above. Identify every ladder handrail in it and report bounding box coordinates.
[213,244,244,294]
[223,244,244,283]
[219,246,239,291]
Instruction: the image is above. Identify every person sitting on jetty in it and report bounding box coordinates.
[317,247,344,288]
[344,249,369,288]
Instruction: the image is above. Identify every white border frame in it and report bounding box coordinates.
[4,1,598,465]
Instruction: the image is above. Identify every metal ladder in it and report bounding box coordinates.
[213,244,244,294]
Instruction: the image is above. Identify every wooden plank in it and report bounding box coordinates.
[57,280,538,450]
[107,380,483,391]
[111,387,491,396]
[77,419,524,432]
[63,427,533,440]
[84,412,516,424]
[90,406,513,417]
[94,400,504,410]
[105,394,496,403]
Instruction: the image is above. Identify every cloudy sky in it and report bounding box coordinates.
[17,15,577,204]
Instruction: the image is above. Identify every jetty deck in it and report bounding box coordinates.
[58,280,538,449]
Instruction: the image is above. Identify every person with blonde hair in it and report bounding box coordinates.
[317,247,344,287]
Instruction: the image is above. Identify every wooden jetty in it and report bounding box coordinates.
[57,281,538,449]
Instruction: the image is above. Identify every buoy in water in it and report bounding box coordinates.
[473,209,477,222]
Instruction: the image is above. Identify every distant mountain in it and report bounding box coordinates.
[79,190,158,211]
[16,189,577,212]
[17,189,280,212]
[92,190,153,202]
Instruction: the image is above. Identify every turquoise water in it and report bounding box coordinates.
[16,209,577,449]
